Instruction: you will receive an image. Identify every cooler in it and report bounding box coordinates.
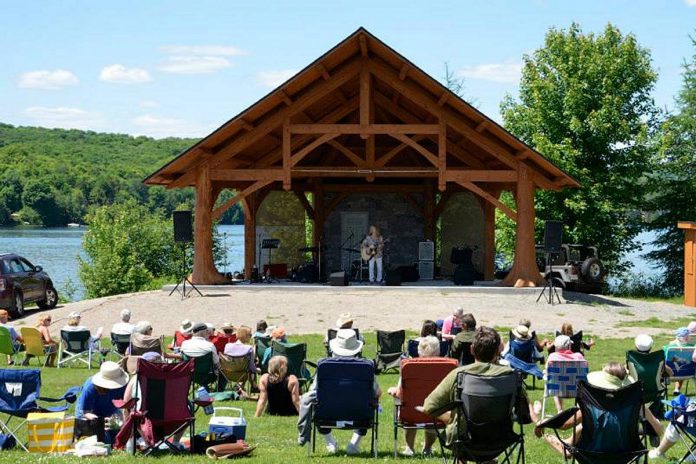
[208,407,246,440]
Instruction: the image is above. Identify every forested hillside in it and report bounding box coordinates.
[0,123,244,226]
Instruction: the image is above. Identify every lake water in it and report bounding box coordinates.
[0,225,662,301]
[0,225,245,301]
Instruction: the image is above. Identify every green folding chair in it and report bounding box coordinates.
[626,350,667,404]
[254,336,272,373]
[0,326,20,365]
[270,340,316,391]
[183,351,218,392]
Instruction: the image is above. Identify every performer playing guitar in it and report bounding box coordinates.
[361,225,386,284]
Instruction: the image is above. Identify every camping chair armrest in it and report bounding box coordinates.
[39,386,82,404]
[113,398,138,410]
[194,399,214,408]
[537,406,579,430]
[305,361,317,369]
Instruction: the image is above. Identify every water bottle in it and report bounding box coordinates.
[196,386,214,415]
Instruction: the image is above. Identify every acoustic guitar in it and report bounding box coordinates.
[360,238,389,261]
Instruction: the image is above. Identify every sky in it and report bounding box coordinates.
[1,0,695,139]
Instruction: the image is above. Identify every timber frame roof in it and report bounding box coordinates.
[144,28,580,194]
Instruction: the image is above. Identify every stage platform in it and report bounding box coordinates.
[162,279,548,296]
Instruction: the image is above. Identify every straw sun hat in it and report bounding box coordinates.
[512,325,530,340]
[335,313,354,328]
[329,329,363,357]
[179,319,194,334]
[92,361,128,390]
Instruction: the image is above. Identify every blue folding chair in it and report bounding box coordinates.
[408,338,450,358]
[0,369,80,451]
[310,358,379,457]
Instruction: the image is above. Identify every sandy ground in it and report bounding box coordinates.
[13,284,694,340]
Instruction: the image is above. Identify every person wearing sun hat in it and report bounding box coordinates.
[211,322,237,353]
[309,329,381,455]
[75,361,128,443]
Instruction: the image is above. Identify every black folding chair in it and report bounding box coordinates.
[436,370,526,464]
[326,328,360,357]
[374,330,405,373]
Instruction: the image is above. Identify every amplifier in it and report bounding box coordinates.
[418,261,434,280]
[419,241,435,261]
[329,271,349,286]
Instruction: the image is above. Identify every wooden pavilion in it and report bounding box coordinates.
[145,28,580,287]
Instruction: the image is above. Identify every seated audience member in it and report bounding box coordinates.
[535,362,662,456]
[388,336,441,456]
[544,335,586,412]
[254,320,268,339]
[424,326,531,457]
[24,313,57,367]
[419,320,439,339]
[129,321,162,356]
[223,326,258,390]
[212,322,237,353]
[550,322,595,353]
[75,361,128,444]
[61,312,102,350]
[181,322,220,368]
[667,327,694,395]
[111,309,135,335]
[440,307,464,341]
[311,328,381,455]
[261,327,288,369]
[503,325,544,362]
[171,319,193,350]
[255,355,300,417]
[325,313,364,347]
[518,318,551,352]
[0,309,23,362]
[450,313,477,362]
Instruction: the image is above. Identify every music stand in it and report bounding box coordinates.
[169,242,203,299]
[262,238,281,283]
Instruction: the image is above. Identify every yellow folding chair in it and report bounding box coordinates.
[20,327,54,367]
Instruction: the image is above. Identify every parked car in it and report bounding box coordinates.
[536,244,606,293]
[0,254,58,317]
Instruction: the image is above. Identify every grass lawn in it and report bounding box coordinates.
[1,331,692,463]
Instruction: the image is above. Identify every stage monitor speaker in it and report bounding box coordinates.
[450,247,473,265]
[385,268,402,286]
[329,271,349,286]
[543,221,563,253]
[418,261,434,280]
[173,211,193,243]
[418,241,435,261]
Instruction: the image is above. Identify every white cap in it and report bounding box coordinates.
[634,334,653,352]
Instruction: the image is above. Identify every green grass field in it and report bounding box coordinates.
[0,331,691,463]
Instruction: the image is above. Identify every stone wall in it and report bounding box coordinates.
[440,192,485,276]
[322,193,425,273]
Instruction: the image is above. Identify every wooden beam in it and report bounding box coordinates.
[192,166,224,283]
[290,133,338,168]
[290,167,438,178]
[293,191,315,220]
[475,120,489,133]
[437,93,449,106]
[279,90,293,106]
[359,35,368,57]
[212,180,274,221]
[390,133,439,166]
[454,180,517,222]
[316,184,424,193]
[327,139,366,167]
[375,134,428,167]
[282,117,291,190]
[211,169,284,182]
[444,170,517,183]
[288,124,439,135]
[241,196,256,277]
[399,63,409,80]
[516,149,531,160]
[438,121,446,191]
[360,66,370,139]
[317,63,331,80]
[402,192,424,217]
[239,118,254,131]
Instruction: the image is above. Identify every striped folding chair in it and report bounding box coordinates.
[541,358,589,419]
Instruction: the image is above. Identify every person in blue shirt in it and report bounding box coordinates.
[75,361,128,443]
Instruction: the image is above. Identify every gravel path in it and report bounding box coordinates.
[14,285,693,339]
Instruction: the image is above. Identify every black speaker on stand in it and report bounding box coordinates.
[169,211,203,299]
[536,220,563,305]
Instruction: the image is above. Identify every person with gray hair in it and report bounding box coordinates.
[441,307,465,341]
[388,335,442,456]
[129,321,161,356]
[111,309,134,335]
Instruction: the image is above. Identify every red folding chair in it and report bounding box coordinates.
[393,357,458,460]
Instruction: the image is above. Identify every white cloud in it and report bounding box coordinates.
[256,69,298,88]
[139,100,159,108]
[456,62,523,84]
[685,0,696,6]
[23,106,105,130]
[99,64,152,84]
[159,45,246,56]
[132,114,212,138]
[158,56,231,74]
[18,69,79,90]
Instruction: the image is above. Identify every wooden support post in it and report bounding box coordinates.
[359,66,370,140]
[242,195,256,277]
[503,165,543,287]
[438,120,446,191]
[424,181,436,242]
[313,182,325,245]
[482,200,496,281]
[192,166,225,284]
[283,117,291,190]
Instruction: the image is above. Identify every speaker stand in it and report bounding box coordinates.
[169,243,203,300]
[536,253,562,305]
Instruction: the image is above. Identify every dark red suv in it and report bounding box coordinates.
[0,254,58,317]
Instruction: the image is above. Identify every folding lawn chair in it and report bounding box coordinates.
[541,358,589,419]
[270,341,315,392]
[435,370,526,464]
[664,345,696,396]
[0,326,20,365]
[182,351,218,392]
[310,357,379,457]
[627,349,667,406]
[450,341,474,366]
[254,335,272,373]
[58,329,100,369]
[408,338,450,358]
[20,327,55,367]
[504,353,543,390]
[219,352,253,394]
[326,329,361,357]
[129,334,164,356]
[393,358,458,459]
[538,380,648,464]
[374,330,406,374]
[552,330,587,354]
[662,395,696,463]
[109,332,131,360]
[0,369,80,451]
[114,359,200,455]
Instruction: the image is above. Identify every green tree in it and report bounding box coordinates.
[21,179,68,226]
[79,201,180,298]
[500,23,658,270]
[645,36,696,293]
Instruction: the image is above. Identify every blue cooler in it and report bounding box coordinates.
[208,407,247,440]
